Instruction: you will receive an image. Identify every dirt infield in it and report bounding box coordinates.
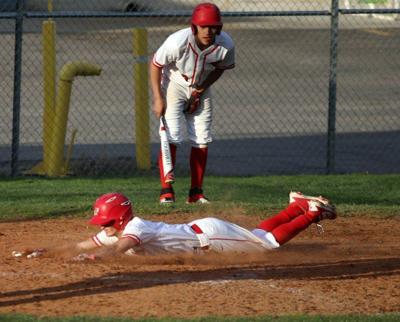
[1,213,400,318]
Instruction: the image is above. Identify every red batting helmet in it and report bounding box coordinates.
[89,192,133,231]
[191,2,223,34]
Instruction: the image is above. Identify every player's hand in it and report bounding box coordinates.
[152,97,166,119]
[184,90,202,114]
[12,248,47,259]
[72,253,97,261]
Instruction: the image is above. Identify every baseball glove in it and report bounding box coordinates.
[184,90,202,114]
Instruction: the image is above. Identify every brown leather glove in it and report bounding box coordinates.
[184,90,202,114]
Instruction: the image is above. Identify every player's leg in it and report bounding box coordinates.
[188,144,208,203]
[257,203,307,232]
[270,200,337,245]
[159,82,186,203]
[158,143,177,203]
[187,89,212,204]
[256,191,331,231]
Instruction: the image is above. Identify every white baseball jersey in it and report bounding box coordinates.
[92,217,279,256]
[152,27,235,87]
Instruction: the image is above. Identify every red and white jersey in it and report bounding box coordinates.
[152,27,235,87]
[92,217,278,256]
[122,217,202,255]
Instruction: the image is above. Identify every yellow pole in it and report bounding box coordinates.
[47,62,102,177]
[42,0,56,173]
[47,0,53,12]
[64,129,78,174]
[133,28,151,170]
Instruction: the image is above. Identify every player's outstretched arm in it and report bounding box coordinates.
[74,236,138,261]
[12,237,99,260]
[75,238,98,252]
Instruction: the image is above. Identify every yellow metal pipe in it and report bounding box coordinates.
[65,128,78,173]
[47,0,53,13]
[133,28,151,170]
[47,61,101,177]
[42,20,56,173]
[27,11,55,176]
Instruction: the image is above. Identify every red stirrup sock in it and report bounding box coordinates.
[270,214,313,245]
[190,146,208,189]
[257,203,307,232]
[159,143,177,189]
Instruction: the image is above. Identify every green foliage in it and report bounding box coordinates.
[0,174,399,221]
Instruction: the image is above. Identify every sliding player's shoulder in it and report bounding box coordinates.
[125,217,161,232]
[126,216,145,228]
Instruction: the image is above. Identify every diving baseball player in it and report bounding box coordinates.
[150,2,235,204]
[14,191,337,260]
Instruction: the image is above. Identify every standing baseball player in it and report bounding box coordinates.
[150,2,235,204]
[16,191,336,260]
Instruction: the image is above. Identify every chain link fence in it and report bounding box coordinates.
[1,0,399,177]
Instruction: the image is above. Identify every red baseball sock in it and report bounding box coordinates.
[190,146,208,189]
[257,204,306,232]
[270,214,313,245]
[159,144,177,189]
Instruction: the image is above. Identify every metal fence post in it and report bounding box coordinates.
[11,0,24,177]
[326,0,339,174]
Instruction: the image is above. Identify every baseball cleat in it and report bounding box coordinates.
[308,200,337,222]
[187,195,210,204]
[160,197,175,204]
[160,188,175,204]
[289,191,330,205]
[187,187,210,204]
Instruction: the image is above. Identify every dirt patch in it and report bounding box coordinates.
[1,214,400,318]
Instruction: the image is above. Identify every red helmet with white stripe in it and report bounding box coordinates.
[89,193,133,231]
[191,2,223,34]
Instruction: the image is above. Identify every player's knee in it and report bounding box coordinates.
[191,143,208,148]
[169,139,182,146]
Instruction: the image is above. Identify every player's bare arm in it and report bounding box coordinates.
[75,238,98,252]
[82,237,138,260]
[196,68,225,93]
[11,238,98,259]
[46,238,98,256]
[184,69,225,114]
[150,63,165,118]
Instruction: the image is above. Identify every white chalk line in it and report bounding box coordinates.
[0,271,63,278]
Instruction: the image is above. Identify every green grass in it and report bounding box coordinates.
[0,174,399,221]
[0,314,400,322]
